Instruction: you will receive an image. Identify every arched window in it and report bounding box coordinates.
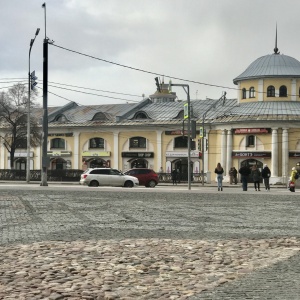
[249,87,255,98]
[247,135,255,147]
[279,85,287,97]
[242,88,246,99]
[129,136,146,148]
[89,137,104,149]
[134,112,148,119]
[267,86,275,97]
[51,138,65,149]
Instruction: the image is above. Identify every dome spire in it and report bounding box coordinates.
[274,23,280,54]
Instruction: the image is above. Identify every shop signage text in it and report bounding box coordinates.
[47,151,72,157]
[166,151,199,158]
[289,152,300,158]
[234,128,271,134]
[232,151,271,158]
[82,151,111,157]
[122,152,154,158]
[48,133,73,137]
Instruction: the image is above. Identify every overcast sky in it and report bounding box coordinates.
[1,0,299,107]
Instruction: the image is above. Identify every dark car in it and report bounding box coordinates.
[124,168,159,187]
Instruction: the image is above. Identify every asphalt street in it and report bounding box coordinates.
[0,184,299,299]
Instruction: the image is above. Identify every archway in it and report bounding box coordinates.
[173,158,193,182]
[51,158,67,170]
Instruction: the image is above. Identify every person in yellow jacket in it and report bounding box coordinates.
[289,167,298,192]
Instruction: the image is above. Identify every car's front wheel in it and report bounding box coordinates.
[89,180,99,187]
[148,180,156,188]
[124,181,134,188]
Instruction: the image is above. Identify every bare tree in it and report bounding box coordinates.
[0,83,41,169]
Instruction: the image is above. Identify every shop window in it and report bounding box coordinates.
[249,87,255,98]
[242,88,246,99]
[129,137,146,148]
[51,158,67,170]
[89,138,104,149]
[267,86,275,97]
[174,136,188,148]
[246,135,255,147]
[279,85,287,97]
[51,138,65,149]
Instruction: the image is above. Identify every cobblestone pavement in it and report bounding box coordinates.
[0,187,299,299]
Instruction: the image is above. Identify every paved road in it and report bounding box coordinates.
[0,185,299,299]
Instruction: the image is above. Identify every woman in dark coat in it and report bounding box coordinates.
[251,165,261,191]
[261,164,271,191]
[214,163,224,191]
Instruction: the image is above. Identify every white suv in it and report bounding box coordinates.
[80,168,139,188]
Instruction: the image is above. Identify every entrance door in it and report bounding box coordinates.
[174,159,193,182]
[241,159,263,183]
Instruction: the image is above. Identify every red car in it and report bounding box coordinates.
[124,168,159,187]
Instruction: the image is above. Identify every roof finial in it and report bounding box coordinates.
[274,23,280,54]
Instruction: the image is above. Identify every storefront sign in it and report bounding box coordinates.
[289,152,300,158]
[47,151,72,157]
[48,133,73,137]
[166,151,199,158]
[234,128,271,134]
[121,152,154,158]
[82,151,111,157]
[232,151,271,158]
[165,130,200,135]
[14,152,34,157]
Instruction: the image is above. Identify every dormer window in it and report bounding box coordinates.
[242,88,246,99]
[249,87,255,98]
[92,112,109,121]
[267,86,275,97]
[279,85,287,97]
[55,115,67,122]
[134,112,148,119]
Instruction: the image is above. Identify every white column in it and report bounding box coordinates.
[156,130,163,172]
[221,129,227,172]
[271,128,278,177]
[0,138,4,168]
[36,145,41,169]
[113,132,119,169]
[291,79,296,101]
[282,128,289,183]
[258,79,263,101]
[226,130,233,176]
[73,131,80,169]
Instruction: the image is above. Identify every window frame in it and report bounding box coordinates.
[267,85,275,97]
[129,137,147,148]
[279,85,287,97]
[249,87,255,98]
[89,137,105,149]
[246,135,255,147]
[50,138,65,149]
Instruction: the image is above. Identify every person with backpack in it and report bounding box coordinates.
[261,164,271,191]
[289,167,299,192]
[251,165,261,191]
[239,165,251,191]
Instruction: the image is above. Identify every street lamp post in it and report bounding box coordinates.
[27,28,40,183]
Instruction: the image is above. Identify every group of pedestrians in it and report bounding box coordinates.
[214,163,272,192]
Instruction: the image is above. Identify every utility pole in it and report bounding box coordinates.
[41,2,48,186]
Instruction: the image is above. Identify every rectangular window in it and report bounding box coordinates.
[129,137,146,148]
[90,138,104,149]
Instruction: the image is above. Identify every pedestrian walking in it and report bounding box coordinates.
[171,169,178,185]
[261,164,271,191]
[289,167,299,192]
[229,167,238,184]
[214,163,224,191]
[239,165,251,191]
[251,165,261,191]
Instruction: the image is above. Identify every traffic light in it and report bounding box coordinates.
[154,77,161,92]
[31,70,38,90]
[191,120,196,139]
